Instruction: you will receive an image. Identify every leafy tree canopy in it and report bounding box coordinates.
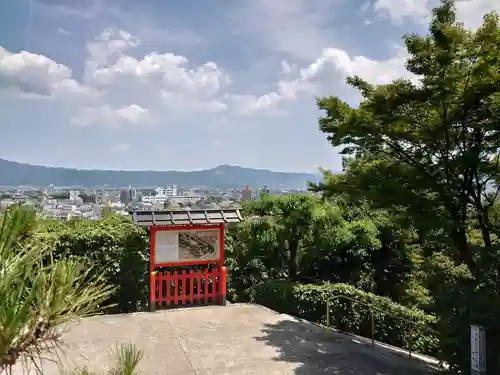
[313,0,500,279]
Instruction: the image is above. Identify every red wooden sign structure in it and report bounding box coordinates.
[130,208,243,311]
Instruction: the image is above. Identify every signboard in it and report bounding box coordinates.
[471,325,486,374]
[154,228,220,264]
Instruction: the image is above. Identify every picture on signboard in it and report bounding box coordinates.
[154,230,179,264]
[178,229,219,261]
[153,228,220,265]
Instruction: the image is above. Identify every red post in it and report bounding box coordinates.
[189,270,195,304]
[218,224,225,271]
[149,226,157,312]
[204,268,209,304]
[220,266,227,306]
[158,270,163,304]
[196,269,202,303]
[210,268,217,300]
[173,271,179,305]
[218,224,227,306]
[150,270,156,312]
[166,271,172,306]
[180,269,187,305]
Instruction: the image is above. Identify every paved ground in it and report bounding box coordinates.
[14,304,439,375]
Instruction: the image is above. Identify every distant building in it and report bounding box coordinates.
[141,189,201,205]
[120,190,131,204]
[155,185,177,197]
[141,185,177,203]
[94,190,108,204]
[241,185,252,201]
[129,186,137,200]
[69,190,81,203]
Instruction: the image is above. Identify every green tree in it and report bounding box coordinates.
[315,0,500,279]
[244,195,317,279]
[313,1,500,371]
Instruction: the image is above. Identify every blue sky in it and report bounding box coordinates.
[0,0,497,172]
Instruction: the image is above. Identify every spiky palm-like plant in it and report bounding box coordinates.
[0,206,116,374]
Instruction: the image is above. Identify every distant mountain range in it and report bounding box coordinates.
[0,159,322,189]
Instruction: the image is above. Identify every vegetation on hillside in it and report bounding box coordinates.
[0,160,318,189]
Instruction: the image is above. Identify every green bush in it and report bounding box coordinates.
[253,280,439,356]
[35,215,150,313]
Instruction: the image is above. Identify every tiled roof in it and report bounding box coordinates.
[129,208,243,226]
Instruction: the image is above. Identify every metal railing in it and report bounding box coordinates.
[324,295,434,360]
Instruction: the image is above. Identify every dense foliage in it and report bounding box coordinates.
[309,1,500,372]
[253,281,439,356]
[34,215,150,314]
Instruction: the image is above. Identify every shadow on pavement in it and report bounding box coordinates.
[254,317,437,375]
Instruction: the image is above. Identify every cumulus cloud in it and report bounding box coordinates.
[0,26,417,123]
[0,27,233,127]
[228,47,413,115]
[84,28,140,77]
[0,47,89,99]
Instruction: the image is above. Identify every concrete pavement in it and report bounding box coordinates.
[14,304,439,375]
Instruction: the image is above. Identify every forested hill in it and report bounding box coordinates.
[0,159,321,188]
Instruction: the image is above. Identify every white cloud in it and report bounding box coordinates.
[0,47,86,98]
[0,24,416,123]
[373,0,435,25]
[229,47,412,115]
[0,27,232,127]
[85,28,140,77]
[372,0,500,29]
[80,28,231,123]
[71,104,148,127]
[455,0,500,30]
[89,54,227,97]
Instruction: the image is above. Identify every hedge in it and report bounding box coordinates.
[35,215,150,313]
[253,280,439,356]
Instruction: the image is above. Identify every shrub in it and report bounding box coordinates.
[253,280,439,356]
[35,215,150,313]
